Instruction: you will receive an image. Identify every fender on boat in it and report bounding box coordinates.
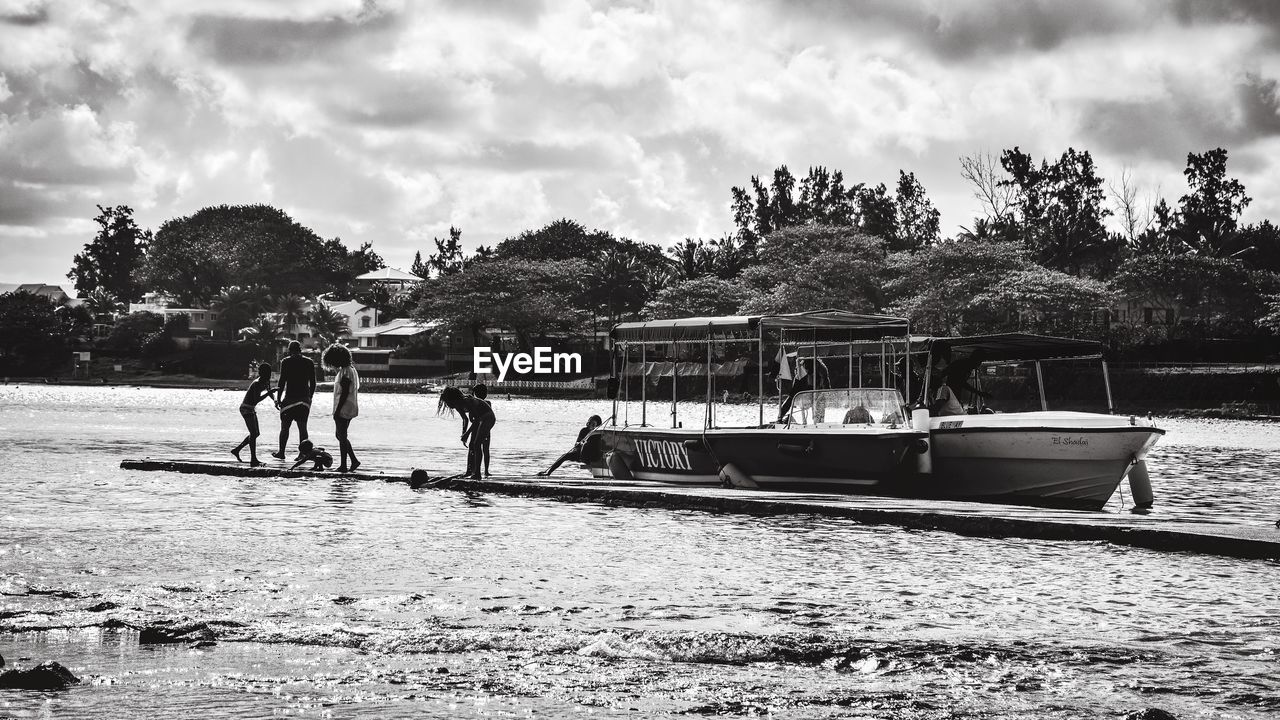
[606,451,634,481]
[719,462,758,489]
[911,408,933,474]
[1127,459,1154,509]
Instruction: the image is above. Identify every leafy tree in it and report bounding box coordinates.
[1174,148,1252,258]
[968,268,1116,336]
[886,239,1035,334]
[1000,146,1119,276]
[81,288,125,320]
[427,226,467,277]
[643,277,752,319]
[103,311,164,356]
[274,294,308,338]
[732,165,859,242]
[56,303,95,342]
[739,226,887,315]
[139,204,377,304]
[855,183,897,242]
[68,205,150,301]
[1110,254,1275,336]
[415,258,589,351]
[493,219,613,262]
[244,315,285,355]
[892,171,941,251]
[410,250,430,279]
[0,291,71,374]
[307,303,350,345]
[210,286,268,337]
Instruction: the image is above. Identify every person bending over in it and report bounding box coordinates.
[273,341,316,460]
[536,415,603,476]
[438,386,495,479]
[289,439,333,471]
[232,363,277,466]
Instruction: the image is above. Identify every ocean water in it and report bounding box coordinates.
[1,385,1278,718]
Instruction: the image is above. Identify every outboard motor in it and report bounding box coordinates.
[911,406,932,474]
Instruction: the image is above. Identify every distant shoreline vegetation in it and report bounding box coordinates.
[3,146,1280,378]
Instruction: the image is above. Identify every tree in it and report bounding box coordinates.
[307,303,350,345]
[244,315,285,355]
[739,226,887,315]
[427,226,467,276]
[999,146,1119,276]
[415,258,589,351]
[959,152,1016,223]
[274,294,308,338]
[410,250,430,279]
[210,286,268,337]
[103,311,164,356]
[139,204,376,304]
[1174,148,1251,258]
[892,171,941,251]
[855,183,897,241]
[0,291,70,374]
[1110,254,1274,336]
[885,239,1035,335]
[68,205,150,301]
[493,219,612,262]
[81,288,125,320]
[643,277,752,319]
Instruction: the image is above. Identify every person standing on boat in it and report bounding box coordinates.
[273,340,316,460]
[232,363,277,466]
[324,343,362,474]
[438,386,495,479]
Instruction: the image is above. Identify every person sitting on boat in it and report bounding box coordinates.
[842,404,873,425]
[289,439,333,471]
[931,353,986,416]
[536,414,603,476]
[438,386,495,479]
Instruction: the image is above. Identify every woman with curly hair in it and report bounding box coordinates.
[437,385,495,479]
[323,343,361,473]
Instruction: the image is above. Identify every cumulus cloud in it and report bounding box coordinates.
[5,0,1280,284]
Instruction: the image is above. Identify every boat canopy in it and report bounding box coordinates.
[924,332,1103,362]
[611,310,910,343]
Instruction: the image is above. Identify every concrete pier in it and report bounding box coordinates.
[120,458,1280,561]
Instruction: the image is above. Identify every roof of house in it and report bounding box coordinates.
[0,282,72,299]
[324,299,373,316]
[354,317,437,337]
[355,267,424,282]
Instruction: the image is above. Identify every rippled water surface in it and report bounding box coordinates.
[2,385,1278,718]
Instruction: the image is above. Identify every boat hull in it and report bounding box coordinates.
[920,413,1164,510]
[590,426,925,487]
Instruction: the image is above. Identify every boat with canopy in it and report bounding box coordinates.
[589,310,930,488]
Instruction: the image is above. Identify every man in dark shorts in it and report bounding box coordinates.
[272,341,316,460]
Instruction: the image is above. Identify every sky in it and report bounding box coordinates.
[4,0,1280,288]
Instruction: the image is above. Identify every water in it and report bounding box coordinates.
[1,385,1278,718]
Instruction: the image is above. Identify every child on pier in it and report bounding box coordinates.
[438,386,495,479]
[232,363,277,466]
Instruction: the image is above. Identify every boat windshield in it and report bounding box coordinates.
[783,388,909,427]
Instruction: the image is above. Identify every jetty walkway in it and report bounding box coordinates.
[120,458,1280,562]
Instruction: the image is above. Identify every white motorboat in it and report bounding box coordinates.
[911,334,1164,510]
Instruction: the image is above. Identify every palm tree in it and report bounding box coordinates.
[82,288,124,321]
[211,286,267,337]
[244,314,285,358]
[307,302,349,345]
[274,294,307,338]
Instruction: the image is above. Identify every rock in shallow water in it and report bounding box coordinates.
[1125,709,1178,720]
[138,621,216,644]
[0,662,80,690]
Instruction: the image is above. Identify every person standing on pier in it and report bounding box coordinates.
[273,341,316,460]
[232,363,277,466]
[323,343,361,473]
[438,386,495,479]
[471,383,492,477]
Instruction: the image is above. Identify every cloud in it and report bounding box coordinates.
[6,0,1280,284]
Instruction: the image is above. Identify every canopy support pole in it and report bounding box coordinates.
[623,343,629,426]
[671,351,678,428]
[757,326,764,427]
[640,344,647,426]
[1102,359,1114,413]
[705,337,713,429]
[1034,360,1048,411]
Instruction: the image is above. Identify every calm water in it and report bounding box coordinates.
[1,385,1278,718]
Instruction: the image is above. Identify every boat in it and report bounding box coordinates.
[908,333,1164,510]
[588,311,930,488]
